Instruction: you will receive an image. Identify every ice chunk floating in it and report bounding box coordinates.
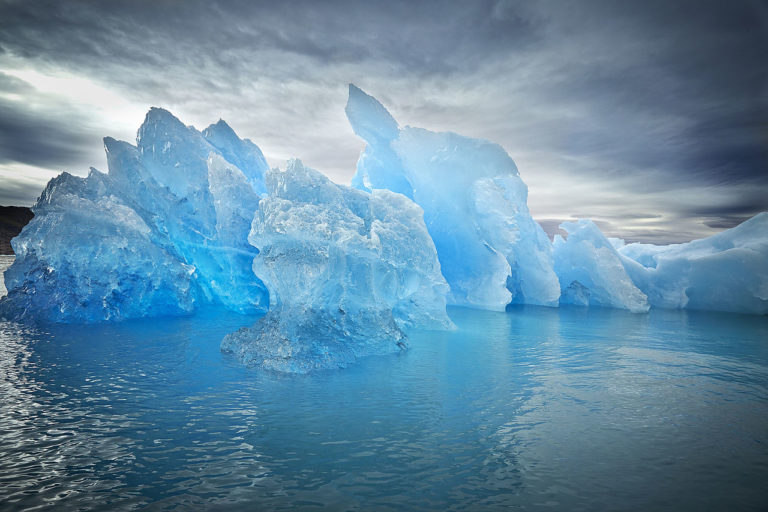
[0,109,269,322]
[222,160,453,372]
[346,84,560,311]
[615,212,768,315]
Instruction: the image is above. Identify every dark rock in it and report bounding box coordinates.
[0,206,33,255]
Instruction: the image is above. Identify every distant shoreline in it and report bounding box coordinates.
[0,206,33,255]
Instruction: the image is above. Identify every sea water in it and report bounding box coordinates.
[1,256,767,511]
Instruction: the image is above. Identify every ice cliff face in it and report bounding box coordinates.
[346,85,560,311]
[0,109,269,322]
[221,160,452,372]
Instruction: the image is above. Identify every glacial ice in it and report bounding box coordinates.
[2,84,766,344]
[553,219,650,313]
[0,109,268,322]
[616,212,768,314]
[0,170,197,322]
[221,159,453,372]
[346,84,560,311]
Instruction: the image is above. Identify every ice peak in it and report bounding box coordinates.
[345,84,400,143]
[143,107,182,125]
[139,108,189,135]
[136,107,193,151]
[102,135,137,153]
[203,118,236,140]
[202,118,269,195]
[102,136,118,150]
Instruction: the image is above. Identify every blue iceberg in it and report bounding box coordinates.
[1,170,198,322]
[221,159,453,372]
[615,212,768,314]
[1,109,269,322]
[222,160,453,372]
[346,84,560,311]
[553,219,650,313]
[2,86,766,345]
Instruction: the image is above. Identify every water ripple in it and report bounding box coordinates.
[1,263,767,510]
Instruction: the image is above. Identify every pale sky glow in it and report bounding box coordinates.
[0,0,766,244]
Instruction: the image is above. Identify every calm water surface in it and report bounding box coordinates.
[1,256,767,511]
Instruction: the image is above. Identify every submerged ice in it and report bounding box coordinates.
[221,160,452,372]
[1,109,269,322]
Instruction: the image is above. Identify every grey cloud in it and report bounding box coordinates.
[0,99,98,168]
[0,173,50,205]
[571,213,663,221]
[0,70,30,93]
[0,67,103,170]
[501,1,768,185]
[702,216,753,230]
[686,200,768,218]
[0,67,106,178]
[0,0,539,80]
[0,0,766,241]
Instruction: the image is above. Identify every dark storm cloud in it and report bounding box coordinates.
[0,174,48,206]
[702,217,754,230]
[0,71,28,93]
[0,99,96,168]
[520,1,768,187]
[0,0,538,83]
[686,199,768,218]
[0,70,101,168]
[0,0,766,241]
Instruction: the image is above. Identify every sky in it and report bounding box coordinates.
[0,0,766,244]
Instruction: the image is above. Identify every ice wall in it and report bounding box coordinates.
[346,84,560,311]
[221,160,453,372]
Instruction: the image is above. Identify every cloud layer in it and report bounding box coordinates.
[0,0,766,243]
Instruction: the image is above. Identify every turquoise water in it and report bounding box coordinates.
[1,257,767,511]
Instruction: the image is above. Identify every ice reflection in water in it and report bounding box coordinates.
[1,257,767,511]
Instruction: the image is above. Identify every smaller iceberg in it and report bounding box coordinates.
[553,219,649,313]
[222,159,453,373]
[0,108,269,322]
[0,170,197,322]
[616,212,768,314]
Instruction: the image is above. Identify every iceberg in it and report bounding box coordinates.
[616,212,768,314]
[345,84,560,311]
[0,170,197,322]
[553,219,650,313]
[3,87,765,333]
[0,109,269,322]
[221,159,453,373]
